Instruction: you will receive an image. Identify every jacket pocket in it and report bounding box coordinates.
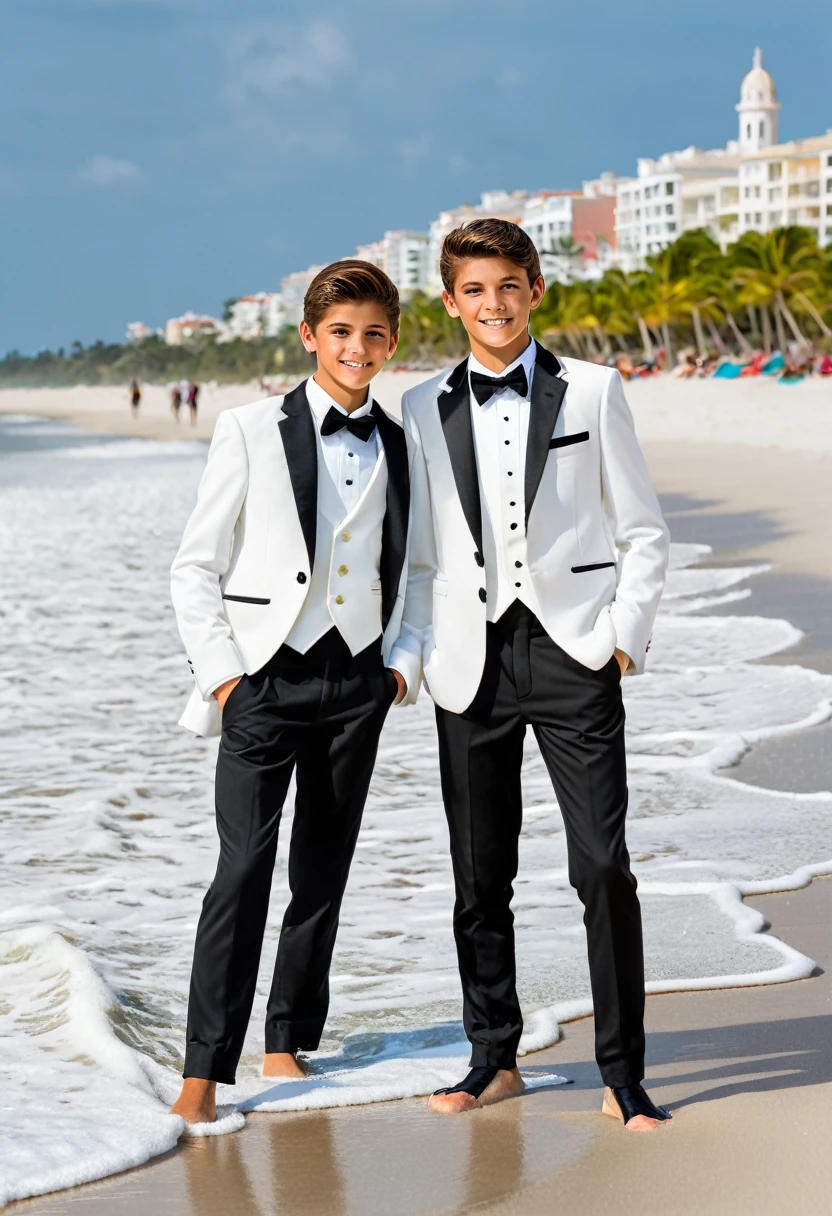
[433,575,449,597]
[571,562,616,574]
[222,594,271,605]
[550,431,589,450]
[370,581,382,594]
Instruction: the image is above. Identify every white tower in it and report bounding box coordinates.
[736,48,780,153]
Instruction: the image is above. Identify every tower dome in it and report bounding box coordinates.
[736,48,780,153]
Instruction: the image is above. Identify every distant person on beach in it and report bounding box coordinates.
[399,220,672,1130]
[168,261,419,1126]
[170,383,182,421]
[129,377,141,418]
[187,380,199,426]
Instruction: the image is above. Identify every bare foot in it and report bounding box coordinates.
[601,1086,669,1132]
[428,1068,525,1114]
[262,1052,307,1079]
[170,1078,217,1124]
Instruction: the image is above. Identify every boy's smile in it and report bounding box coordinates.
[443,256,545,373]
[300,301,399,412]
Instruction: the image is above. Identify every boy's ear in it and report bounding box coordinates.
[299,320,317,353]
[442,289,461,318]
[387,329,400,360]
[529,276,546,310]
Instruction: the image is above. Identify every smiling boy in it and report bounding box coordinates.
[399,220,672,1130]
[169,261,419,1124]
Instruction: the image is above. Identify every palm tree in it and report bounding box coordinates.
[731,227,823,350]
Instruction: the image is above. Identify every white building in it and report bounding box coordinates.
[737,131,832,247]
[522,183,618,283]
[164,312,225,345]
[354,230,431,296]
[125,321,154,343]
[280,266,325,326]
[615,48,803,267]
[226,292,287,340]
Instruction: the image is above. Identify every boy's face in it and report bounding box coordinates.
[300,302,398,401]
[443,257,546,356]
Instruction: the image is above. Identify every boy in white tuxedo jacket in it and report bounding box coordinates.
[169,262,419,1125]
[400,220,672,1130]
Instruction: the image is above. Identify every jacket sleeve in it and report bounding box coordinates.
[385,391,438,704]
[170,410,248,699]
[600,369,670,674]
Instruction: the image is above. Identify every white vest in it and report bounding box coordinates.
[285,441,389,654]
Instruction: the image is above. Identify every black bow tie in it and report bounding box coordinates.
[470,366,529,406]
[320,406,377,443]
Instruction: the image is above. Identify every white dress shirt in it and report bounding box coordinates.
[305,376,381,512]
[284,377,387,654]
[468,340,543,623]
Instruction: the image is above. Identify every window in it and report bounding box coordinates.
[755,212,763,224]
[827,155,832,167]
[665,203,674,214]
[768,162,783,181]
[746,123,752,140]
[759,121,765,138]
[769,210,782,225]
[769,186,782,201]
[665,181,675,195]
[667,222,677,233]
[744,186,751,199]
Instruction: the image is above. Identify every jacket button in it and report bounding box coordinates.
[338,565,349,576]
[474,551,484,568]
[479,588,487,603]
[335,595,345,605]
[297,572,307,584]
[341,531,352,542]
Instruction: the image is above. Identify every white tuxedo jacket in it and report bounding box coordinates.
[399,343,670,714]
[171,383,419,737]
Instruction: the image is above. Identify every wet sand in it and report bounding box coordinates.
[11,429,832,1214]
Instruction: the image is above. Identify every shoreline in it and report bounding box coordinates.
[1,372,831,451]
[7,426,832,1213]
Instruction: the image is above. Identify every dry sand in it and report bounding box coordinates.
[1,370,830,451]
[9,385,832,1214]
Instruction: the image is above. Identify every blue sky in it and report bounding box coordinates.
[2,0,830,352]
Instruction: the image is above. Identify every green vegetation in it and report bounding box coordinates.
[3,227,830,388]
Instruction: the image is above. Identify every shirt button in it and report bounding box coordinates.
[341,531,352,542]
[297,572,307,584]
[346,479,353,486]
[509,501,516,507]
[338,565,349,576]
[510,523,518,530]
[507,471,513,477]
[478,588,487,603]
[515,582,521,587]
[515,561,522,568]
[335,595,345,605]
[504,440,510,445]
[348,452,354,458]
[504,416,509,421]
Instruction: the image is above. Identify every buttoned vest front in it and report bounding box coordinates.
[285,438,389,655]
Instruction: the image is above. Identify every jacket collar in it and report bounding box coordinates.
[437,342,567,549]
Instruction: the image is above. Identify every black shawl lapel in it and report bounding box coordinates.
[372,403,410,629]
[438,357,483,556]
[278,381,318,569]
[525,342,567,524]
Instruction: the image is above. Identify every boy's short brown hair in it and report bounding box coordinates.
[440,218,542,293]
[303,259,400,333]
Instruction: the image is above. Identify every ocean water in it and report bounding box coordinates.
[2,414,832,1204]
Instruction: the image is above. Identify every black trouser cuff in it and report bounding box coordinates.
[183,1044,239,1085]
[265,1016,325,1055]
[469,1043,518,1071]
[598,1058,645,1088]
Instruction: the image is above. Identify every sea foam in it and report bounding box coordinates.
[1,419,831,1203]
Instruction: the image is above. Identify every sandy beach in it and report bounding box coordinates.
[5,376,832,1214]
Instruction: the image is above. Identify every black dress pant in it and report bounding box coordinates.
[184,630,397,1084]
[434,602,645,1088]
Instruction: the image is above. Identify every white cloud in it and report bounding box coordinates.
[225,19,352,109]
[77,155,141,186]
